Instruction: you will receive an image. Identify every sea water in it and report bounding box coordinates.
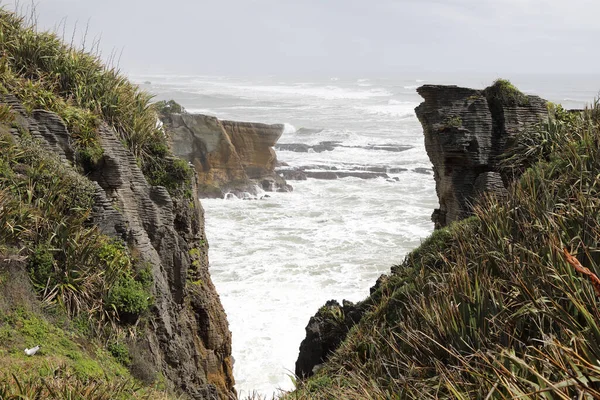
[132,73,599,397]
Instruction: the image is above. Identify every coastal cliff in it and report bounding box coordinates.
[1,94,235,399]
[160,110,291,198]
[415,80,548,228]
[0,10,234,399]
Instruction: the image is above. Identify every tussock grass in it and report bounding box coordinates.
[0,7,192,193]
[289,101,600,398]
[0,132,151,329]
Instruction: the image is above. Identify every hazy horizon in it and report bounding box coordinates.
[8,0,600,77]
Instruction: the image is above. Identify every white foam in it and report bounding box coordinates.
[205,177,437,395]
[283,123,297,135]
[356,100,418,118]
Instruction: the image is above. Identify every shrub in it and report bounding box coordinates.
[143,156,194,198]
[27,245,55,286]
[107,276,149,319]
[108,341,131,366]
[484,78,530,106]
[153,99,185,115]
[0,9,191,196]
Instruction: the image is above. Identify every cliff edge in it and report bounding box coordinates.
[415,80,548,228]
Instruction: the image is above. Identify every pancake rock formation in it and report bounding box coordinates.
[161,111,291,198]
[2,94,235,400]
[415,81,548,229]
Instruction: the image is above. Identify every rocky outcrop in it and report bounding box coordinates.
[415,82,548,229]
[276,141,412,153]
[161,112,291,198]
[3,94,235,400]
[295,300,365,380]
[276,164,413,181]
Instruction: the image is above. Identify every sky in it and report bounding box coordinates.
[7,0,600,77]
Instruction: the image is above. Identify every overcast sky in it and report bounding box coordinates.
[9,0,600,77]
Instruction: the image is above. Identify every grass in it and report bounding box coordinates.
[0,131,152,327]
[484,78,530,106]
[0,7,199,398]
[0,265,176,399]
[0,7,193,194]
[288,99,600,398]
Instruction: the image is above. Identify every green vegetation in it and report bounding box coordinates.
[0,8,198,396]
[0,8,193,195]
[443,115,463,129]
[485,78,530,106]
[153,99,185,116]
[107,276,150,319]
[289,100,600,398]
[0,133,152,326]
[0,266,171,399]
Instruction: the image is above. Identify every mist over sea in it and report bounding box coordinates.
[131,73,600,396]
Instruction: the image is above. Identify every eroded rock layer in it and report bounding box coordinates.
[415,83,548,229]
[3,94,235,400]
[162,112,291,198]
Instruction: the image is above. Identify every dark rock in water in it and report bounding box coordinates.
[299,164,338,171]
[413,167,433,175]
[277,141,411,154]
[277,168,308,180]
[362,166,387,173]
[304,171,338,180]
[276,141,341,153]
[295,299,366,380]
[388,167,408,173]
[303,171,388,180]
[335,171,388,179]
[312,141,339,153]
[276,143,311,152]
[415,82,548,229]
[364,144,412,152]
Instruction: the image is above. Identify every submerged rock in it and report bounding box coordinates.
[413,167,432,175]
[276,141,413,154]
[415,82,548,229]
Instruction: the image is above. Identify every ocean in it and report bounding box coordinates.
[130,73,600,397]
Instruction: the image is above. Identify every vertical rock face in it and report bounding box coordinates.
[162,112,291,197]
[295,300,366,380]
[415,82,548,229]
[3,94,235,400]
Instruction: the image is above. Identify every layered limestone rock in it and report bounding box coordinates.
[295,300,366,380]
[161,112,291,198]
[3,94,235,400]
[415,82,548,229]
